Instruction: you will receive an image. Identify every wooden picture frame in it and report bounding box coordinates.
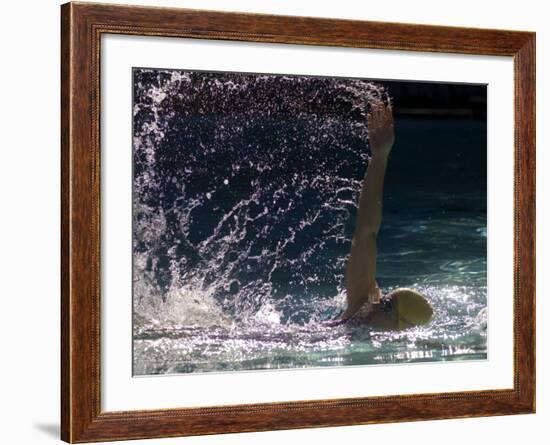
[61,1,535,442]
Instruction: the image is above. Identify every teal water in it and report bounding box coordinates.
[133,205,487,374]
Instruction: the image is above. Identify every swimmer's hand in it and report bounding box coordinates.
[368,103,394,160]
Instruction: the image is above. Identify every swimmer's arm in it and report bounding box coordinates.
[341,155,387,320]
[341,104,394,322]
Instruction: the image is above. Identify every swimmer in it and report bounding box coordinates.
[327,102,433,329]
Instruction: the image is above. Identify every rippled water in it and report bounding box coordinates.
[132,68,487,375]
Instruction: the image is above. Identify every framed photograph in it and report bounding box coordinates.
[61,2,535,442]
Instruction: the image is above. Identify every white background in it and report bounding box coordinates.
[0,0,545,444]
[102,35,514,411]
